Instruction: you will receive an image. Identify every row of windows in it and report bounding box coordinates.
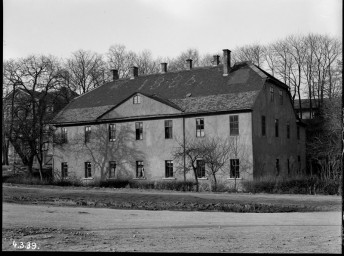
[60,159,241,179]
[60,115,240,143]
[275,156,301,176]
[261,115,300,139]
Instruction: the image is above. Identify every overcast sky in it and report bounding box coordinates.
[3,0,342,60]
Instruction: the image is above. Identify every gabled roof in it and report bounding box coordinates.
[52,62,277,125]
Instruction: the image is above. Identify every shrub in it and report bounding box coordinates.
[99,179,130,188]
[4,174,51,185]
[242,175,340,195]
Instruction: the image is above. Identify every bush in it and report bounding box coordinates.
[242,175,340,195]
[99,179,130,188]
[52,177,83,187]
[4,174,51,185]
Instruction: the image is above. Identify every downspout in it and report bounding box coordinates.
[183,116,186,182]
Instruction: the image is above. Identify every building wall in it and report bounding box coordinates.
[251,82,306,179]
[53,111,254,183]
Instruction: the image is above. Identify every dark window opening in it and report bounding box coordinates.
[196,160,206,178]
[165,120,173,139]
[230,115,239,136]
[196,118,204,137]
[261,115,266,136]
[61,162,68,178]
[276,159,280,176]
[230,159,240,178]
[85,126,91,143]
[85,162,92,178]
[135,122,143,140]
[109,124,116,142]
[275,119,279,137]
[165,160,173,178]
[287,123,290,139]
[109,161,116,178]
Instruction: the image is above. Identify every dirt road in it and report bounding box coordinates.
[2,203,341,253]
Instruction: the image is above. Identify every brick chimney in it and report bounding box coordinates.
[130,66,138,79]
[111,69,119,81]
[222,49,231,76]
[213,55,220,66]
[186,59,192,70]
[160,63,167,73]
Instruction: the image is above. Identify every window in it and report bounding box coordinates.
[196,118,204,137]
[279,90,283,105]
[229,115,239,136]
[275,119,279,137]
[196,160,206,178]
[297,126,300,140]
[109,161,116,178]
[165,160,173,178]
[165,120,173,139]
[136,161,144,178]
[286,123,290,139]
[287,159,290,175]
[109,124,116,142]
[261,115,266,136]
[61,162,68,178]
[85,162,92,178]
[270,86,274,102]
[135,122,143,140]
[85,126,91,143]
[133,95,141,104]
[276,159,280,176]
[61,127,68,143]
[230,159,240,178]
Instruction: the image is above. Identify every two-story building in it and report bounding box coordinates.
[52,49,306,184]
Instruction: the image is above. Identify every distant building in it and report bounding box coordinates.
[2,87,77,169]
[52,49,306,185]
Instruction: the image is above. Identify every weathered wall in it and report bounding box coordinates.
[251,82,306,179]
[53,111,254,183]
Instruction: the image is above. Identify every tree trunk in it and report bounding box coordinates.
[212,174,217,192]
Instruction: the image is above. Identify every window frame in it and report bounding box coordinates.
[136,161,144,178]
[275,119,279,137]
[85,162,92,178]
[279,90,283,105]
[61,162,68,179]
[229,115,239,136]
[133,95,141,104]
[84,126,91,143]
[109,123,116,142]
[135,122,143,140]
[196,118,205,137]
[230,159,240,178]
[109,161,116,178]
[165,160,173,178]
[196,159,206,178]
[261,115,266,136]
[61,127,68,143]
[164,120,173,139]
[270,86,274,102]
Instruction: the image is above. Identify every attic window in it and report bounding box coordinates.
[133,95,141,104]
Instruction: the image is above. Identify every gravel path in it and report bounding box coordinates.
[2,203,342,253]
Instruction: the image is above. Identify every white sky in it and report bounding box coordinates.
[3,0,342,60]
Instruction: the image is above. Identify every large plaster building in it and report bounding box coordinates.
[52,49,306,184]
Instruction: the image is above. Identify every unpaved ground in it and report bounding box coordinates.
[2,203,342,253]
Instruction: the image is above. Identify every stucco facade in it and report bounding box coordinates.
[53,93,254,183]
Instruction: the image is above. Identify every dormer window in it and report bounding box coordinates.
[133,95,141,104]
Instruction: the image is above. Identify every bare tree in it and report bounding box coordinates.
[3,55,64,179]
[106,44,138,78]
[232,44,266,67]
[65,49,108,95]
[200,137,231,191]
